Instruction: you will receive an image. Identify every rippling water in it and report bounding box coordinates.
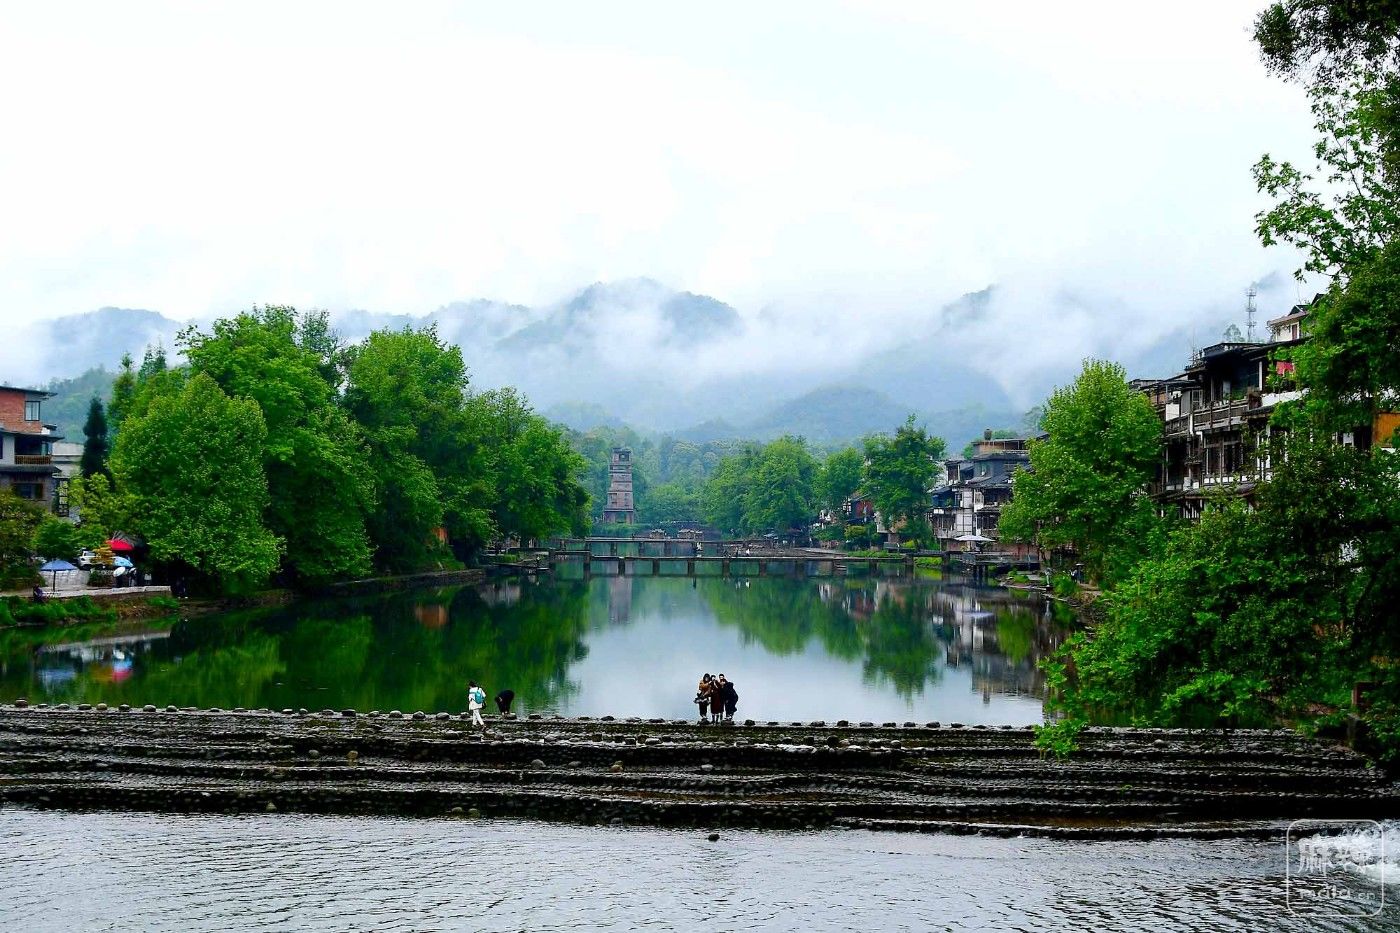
[3,808,1397,932]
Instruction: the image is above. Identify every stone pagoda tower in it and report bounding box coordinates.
[601,446,636,525]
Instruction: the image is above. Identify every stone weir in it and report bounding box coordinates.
[1,704,1396,839]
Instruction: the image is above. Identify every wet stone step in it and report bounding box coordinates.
[2,707,1394,833]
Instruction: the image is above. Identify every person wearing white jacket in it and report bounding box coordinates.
[467,680,486,728]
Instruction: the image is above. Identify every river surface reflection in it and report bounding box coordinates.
[3,809,1395,932]
[0,575,1069,723]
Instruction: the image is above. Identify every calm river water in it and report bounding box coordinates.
[0,575,1067,722]
[2,808,1397,931]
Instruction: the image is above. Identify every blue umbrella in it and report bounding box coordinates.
[113,556,134,568]
[39,559,77,588]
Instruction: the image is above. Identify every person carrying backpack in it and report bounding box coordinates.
[468,680,487,728]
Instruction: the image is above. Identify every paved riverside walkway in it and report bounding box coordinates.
[1,705,1396,837]
[0,585,172,601]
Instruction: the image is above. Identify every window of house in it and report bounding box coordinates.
[13,482,41,500]
[24,400,39,421]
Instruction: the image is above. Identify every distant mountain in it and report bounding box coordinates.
[742,385,920,446]
[498,278,740,354]
[41,307,185,379]
[670,417,747,444]
[42,367,118,440]
[855,289,1014,413]
[666,383,1028,452]
[28,278,1189,457]
[543,401,628,432]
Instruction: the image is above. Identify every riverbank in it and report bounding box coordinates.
[1,705,1393,837]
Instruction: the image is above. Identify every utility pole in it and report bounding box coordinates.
[1245,285,1258,343]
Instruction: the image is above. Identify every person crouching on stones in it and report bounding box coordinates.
[468,680,487,728]
[695,673,714,723]
[495,688,515,716]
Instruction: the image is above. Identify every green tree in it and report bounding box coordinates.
[469,388,590,545]
[641,482,700,524]
[816,447,865,515]
[69,473,135,545]
[0,490,45,589]
[33,516,81,563]
[181,307,375,585]
[111,373,282,593]
[79,398,109,479]
[862,416,946,546]
[743,436,818,532]
[107,353,136,432]
[344,326,481,569]
[999,360,1163,584]
[1254,73,1400,280]
[1049,434,1400,732]
[1255,2,1400,86]
[701,449,756,533]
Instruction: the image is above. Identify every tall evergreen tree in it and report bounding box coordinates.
[79,397,109,479]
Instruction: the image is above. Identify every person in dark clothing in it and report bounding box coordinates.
[715,674,738,722]
[495,689,515,714]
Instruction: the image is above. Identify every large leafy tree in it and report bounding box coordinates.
[743,436,818,533]
[999,360,1163,584]
[112,372,282,593]
[343,326,485,569]
[1052,433,1400,730]
[33,516,81,563]
[79,398,109,479]
[862,416,945,545]
[816,447,865,516]
[700,438,818,534]
[466,388,589,545]
[701,448,756,533]
[68,473,135,545]
[181,307,375,585]
[0,491,44,589]
[1255,1,1400,85]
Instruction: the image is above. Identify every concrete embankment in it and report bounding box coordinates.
[1,705,1394,838]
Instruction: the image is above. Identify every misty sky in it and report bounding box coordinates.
[0,2,1316,359]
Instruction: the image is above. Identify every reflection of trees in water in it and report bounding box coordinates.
[698,578,1070,702]
[0,583,595,712]
[0,578,1071,711]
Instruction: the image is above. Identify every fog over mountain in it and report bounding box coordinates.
[24,273,1293,447]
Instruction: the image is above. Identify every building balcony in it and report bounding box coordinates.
[1190,398,1249,428]
[14,454,51,465]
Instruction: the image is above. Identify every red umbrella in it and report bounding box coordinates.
[108,538,135,553]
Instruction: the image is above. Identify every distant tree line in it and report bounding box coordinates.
[566,426,749,528]
[692,416,946,543]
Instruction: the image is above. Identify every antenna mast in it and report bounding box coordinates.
[1245,285,1258,342]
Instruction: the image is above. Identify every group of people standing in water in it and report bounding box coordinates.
[695,673,738,723]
